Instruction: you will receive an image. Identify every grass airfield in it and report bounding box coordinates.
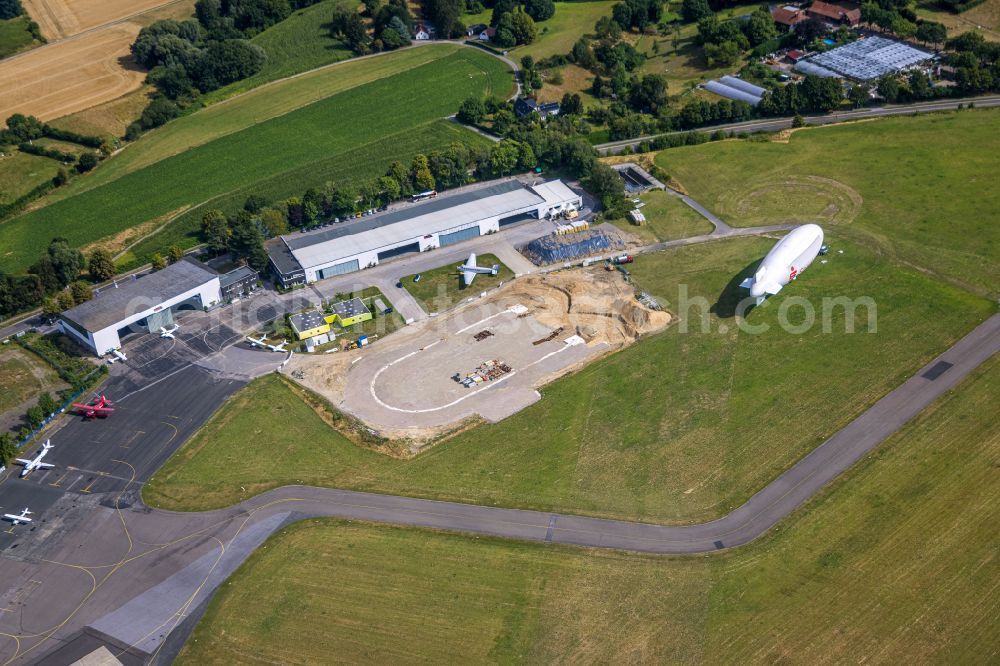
[140,109,1000,663]
[176,355,1000,665]
[144,231,993,520]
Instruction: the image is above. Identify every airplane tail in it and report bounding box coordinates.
[42,440,52,450]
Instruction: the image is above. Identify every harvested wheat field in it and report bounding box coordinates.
[0,23,145,123]
[22,0,183,40]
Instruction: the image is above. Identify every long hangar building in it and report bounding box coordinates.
[58,259,228,356]
[268,179,582,286]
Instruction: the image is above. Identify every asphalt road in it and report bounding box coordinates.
[597,95,1000,154]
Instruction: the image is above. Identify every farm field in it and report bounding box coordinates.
[144,234,994,520]
[608,188,713,243]
[45,87,153,140]
[0,16,43,59]
[657,109,1000,298]
[45,45,498,199]
[0,23,145,123]
[401,253,515,312]
[0,48,512,272]
[0,152,59,205]
[200,0,357,104]
[174,354,1000,665]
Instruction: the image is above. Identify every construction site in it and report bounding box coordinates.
[284,267,671,443]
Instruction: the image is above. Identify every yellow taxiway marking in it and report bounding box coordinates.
[78,472,108,494]
[48,471,70,488]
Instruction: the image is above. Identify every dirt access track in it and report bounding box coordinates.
[0,0,191,123]
[287,267,671,443]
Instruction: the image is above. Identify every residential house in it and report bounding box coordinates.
[414,22,435,40]
[514,98,561,119]
[806,0,861,27]
[771,5,807,30]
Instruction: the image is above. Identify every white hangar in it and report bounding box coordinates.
[267,179,582,287]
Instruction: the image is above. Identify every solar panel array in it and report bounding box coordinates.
[806,36,930,81]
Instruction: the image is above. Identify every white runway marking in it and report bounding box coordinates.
[368,337,576,415]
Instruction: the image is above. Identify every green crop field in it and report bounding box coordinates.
[177,354,1000,664]
[657,109,1000,298]
[144,233,994,519]
[0,48,512,272]
[607,188,713,243]
[401,253,514,312]
[0,16,41,59]
[200,0,357,104]
[57,45,483,195]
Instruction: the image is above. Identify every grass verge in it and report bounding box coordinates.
[401,252,514,312]
[607,188,713,243]
[177,354,1000,664]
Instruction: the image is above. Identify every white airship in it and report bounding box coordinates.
[740,224,824,305]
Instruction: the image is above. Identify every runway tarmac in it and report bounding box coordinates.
[0,311,992,664]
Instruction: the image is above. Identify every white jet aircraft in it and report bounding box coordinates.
[160,324,179,339]
[112,349,127,362]
[3,508,32,526]
[457,253,499,287]
[246,335,288,352]
[16,440,55,478]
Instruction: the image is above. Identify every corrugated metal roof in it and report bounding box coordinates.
[531,179,579,205]
[719,75,767,98]
[61,258,218,332]
[288,181,575,270]
[704,81,763,106]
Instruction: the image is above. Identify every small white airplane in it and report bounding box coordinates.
[112,349,127,362]
[3,508,32,526]
[457,253,499,287]
[246,335,288,352]
[160,324,179,339]
[15,440,55,478]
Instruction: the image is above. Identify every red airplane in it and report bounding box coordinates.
[71,394,114,419]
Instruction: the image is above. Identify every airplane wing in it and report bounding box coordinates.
[14,459,31,465]
[37,463,55,470]
[463,271,475,287]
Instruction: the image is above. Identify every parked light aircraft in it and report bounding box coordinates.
[3,508,32,525]
[457,253,499,287]
[16,441,55,478]
[160,325,179,339]
[740,224,824,305]
[71,394,114,419]
[246,335,288,352]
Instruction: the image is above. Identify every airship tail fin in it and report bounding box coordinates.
[764,283,783,296]
[739,277,754,289]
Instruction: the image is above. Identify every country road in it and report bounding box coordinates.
[596,95,1000,154]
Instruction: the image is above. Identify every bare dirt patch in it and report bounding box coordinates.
[0,23,146,122]
[287,267,671,443]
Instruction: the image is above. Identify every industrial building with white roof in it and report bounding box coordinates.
[267,179,583,286]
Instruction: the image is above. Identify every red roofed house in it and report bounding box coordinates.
[771,6,808,30]
[806,0,861,27]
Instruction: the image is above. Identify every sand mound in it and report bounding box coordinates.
[494,267,670,347]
